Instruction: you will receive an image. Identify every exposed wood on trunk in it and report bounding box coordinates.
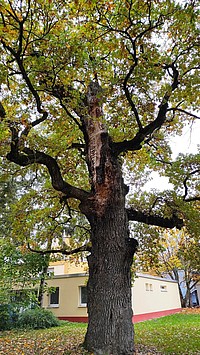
[84,81,118,216]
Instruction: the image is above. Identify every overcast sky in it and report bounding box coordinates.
[144,119,200,191]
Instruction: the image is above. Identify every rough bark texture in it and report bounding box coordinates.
[80,164,137,354]
[83,206,137,355]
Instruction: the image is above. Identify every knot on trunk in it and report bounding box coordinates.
[126,238,138,257]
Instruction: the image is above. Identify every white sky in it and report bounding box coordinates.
[170,120,200,159]
[144,120,200,191]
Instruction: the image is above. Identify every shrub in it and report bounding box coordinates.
[17,308,60,329]
[0,304,18,330]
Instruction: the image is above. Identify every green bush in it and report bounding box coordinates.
[17,308,60,329]
[0,304,18,330]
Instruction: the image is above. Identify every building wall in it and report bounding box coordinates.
[48,259,88,276]
[132,274,181,315]
[42,272,181,322]
[43,274,88,319]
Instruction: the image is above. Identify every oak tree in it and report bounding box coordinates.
[0,1,199,353]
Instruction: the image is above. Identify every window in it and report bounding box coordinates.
[79,286,87,307]
[47,267,54,276]
[160,285,167,292]
[145,283,153,291]
[49,287,59,307]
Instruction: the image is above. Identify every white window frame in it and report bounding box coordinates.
[49,287,59,308]
[79,286,87,307]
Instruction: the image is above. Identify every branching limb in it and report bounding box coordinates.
[183,169,200,202]
[0,102,6,118]
[1,39,48,135]
[189,279,200,290]
[6,147,89,202]
[167,107,200,120]
[127,208,183,229]
[123,64,142,131]
[113,63,180,155]
[27,242,91,256]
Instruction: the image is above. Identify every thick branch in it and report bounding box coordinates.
[0,102,6,118]
[1,39,48,133]
[28,242,91,256]
[189,279,200,290]
[123,64,142,130]
[6,147,89,202]
[113,63,180,155]
[127,208,184,229]
[183,169,200,202]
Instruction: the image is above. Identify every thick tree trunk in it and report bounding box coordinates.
[80,150,137,354]
[83,206,136,355]
[79,80,137,354]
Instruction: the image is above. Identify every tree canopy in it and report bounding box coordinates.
[0,0,199,353]
[1,0,199,241]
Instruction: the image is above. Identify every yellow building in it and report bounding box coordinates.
[42,261,181,322]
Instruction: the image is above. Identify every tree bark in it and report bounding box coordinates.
[79,80,137,354]
[83,205,137,355]
[81,176,137,354]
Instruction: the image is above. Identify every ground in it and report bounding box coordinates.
[0,309,199,354]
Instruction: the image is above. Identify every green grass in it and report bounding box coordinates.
[134,312,200,354]
[0,311,199,354]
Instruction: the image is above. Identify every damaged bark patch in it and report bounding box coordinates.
[85,80,121,216]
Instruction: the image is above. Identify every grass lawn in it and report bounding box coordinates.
[0,309,199,354]
[134,308,200,354]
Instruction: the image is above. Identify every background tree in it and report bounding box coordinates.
[0,169,51,306]
[0,1,199,354]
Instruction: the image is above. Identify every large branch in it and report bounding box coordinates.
[183,169,200,202]
[113,64,180,156]
[127,208,184,229]
[0,102,6,118]
[6,147,89,202]
[28,242,91,256]
[1,39,48,139]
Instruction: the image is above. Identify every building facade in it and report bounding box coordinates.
[42,262,181,322]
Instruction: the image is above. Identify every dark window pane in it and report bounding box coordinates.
[81,286,87,304]
[50,287,59,304]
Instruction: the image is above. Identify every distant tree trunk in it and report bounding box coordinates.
[172,268,185,308]
[185,281,192,308]
[37,266,48,307]
[178,283,185,308]
[37,253,51,307]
